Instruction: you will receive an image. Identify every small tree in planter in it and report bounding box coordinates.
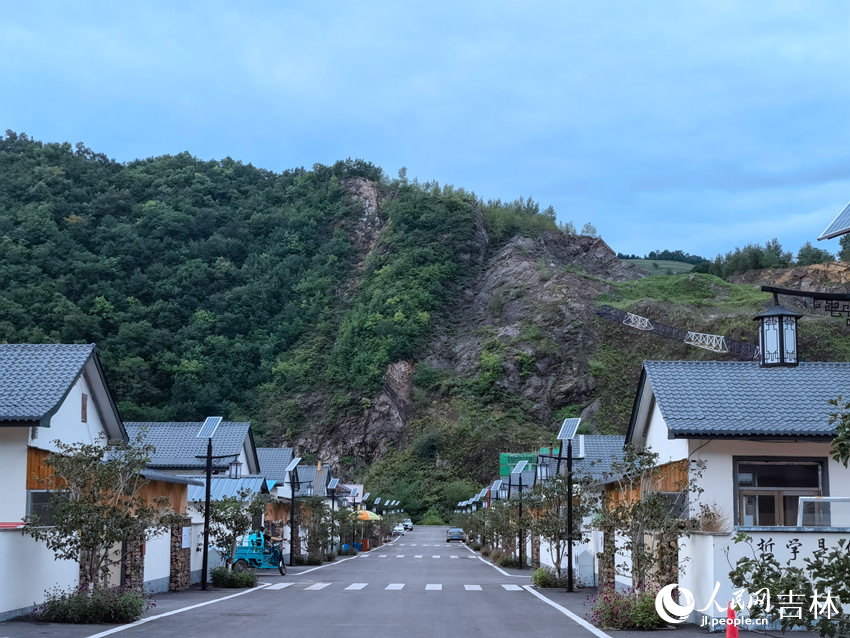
[23,436,171,590]
[527,472,597,582]
[332,508,358,553]
[202,489,267,570]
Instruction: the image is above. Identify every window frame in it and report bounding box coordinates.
[732,456,829,528]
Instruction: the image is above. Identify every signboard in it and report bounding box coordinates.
[182,526,191,549]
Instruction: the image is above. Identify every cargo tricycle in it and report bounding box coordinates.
[229,532,286,575]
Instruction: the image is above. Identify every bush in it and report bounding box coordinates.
[531,566,570,588]
[325,552,337,562]
[588,585,665,630]
[338,546,359,556]
[496,554,520,569]
[470,541,481,551]
[480,545,491,557]
[35,586,150,623]
[419,507,445,525]
[210,566,259,588]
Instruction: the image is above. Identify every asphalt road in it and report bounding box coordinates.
[3,526,607,638]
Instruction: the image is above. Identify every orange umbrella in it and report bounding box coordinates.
[357,510,382,521]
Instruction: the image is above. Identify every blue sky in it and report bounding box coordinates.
[2,1,849,258]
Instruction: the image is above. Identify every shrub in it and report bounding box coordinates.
[291,553,324,566]
[210,566,259,588]
[470,541,481,551]
[35,586,150,623]
[531,566,571,588]
[325,552,337,562]
[588,585,665,630]
[419,507,445,525]
[496,555,520,569]
[480,545,491,557]
[338,547,359,556]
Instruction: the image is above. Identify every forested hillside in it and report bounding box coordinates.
[5,131,850,519]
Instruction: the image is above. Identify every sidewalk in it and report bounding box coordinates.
[0,566,319,638]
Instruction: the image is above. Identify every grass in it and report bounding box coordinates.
[604,273,771,310]
[623,259,695,274]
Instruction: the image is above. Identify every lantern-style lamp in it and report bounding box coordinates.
[754,294,801,367]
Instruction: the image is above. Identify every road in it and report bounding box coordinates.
[6,526,606,638]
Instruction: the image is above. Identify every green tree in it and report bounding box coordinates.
[840,235,850,263]
[200,489,267,570]
[797,241,834,266]
[22,436,170,589]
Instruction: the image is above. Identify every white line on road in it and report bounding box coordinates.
[501,584,523,591]
[82,584,271,638]
[345,583,368,590]
[304,583,331,590]
[414,554,423,558]
[425,584,442,590]
[523,586,613,638]
[432,555,440,558]
[450,555,458,559]
[266,583,293,590]
[385,583,405,590]
[464,584,482,591]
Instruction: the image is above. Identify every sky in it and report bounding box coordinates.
[2,1,850,258]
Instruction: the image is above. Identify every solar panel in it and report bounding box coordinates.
[328,478,339,490]
[511,460,528,475]
[491,479,502,492]
[348,486,357,496]
[284,457,301,473]
[363,492,370,501]
[819,201,850,240]
[557,418,581,441]
[374,497,381,505]
[196,416,223,439]
[479,488,488,498]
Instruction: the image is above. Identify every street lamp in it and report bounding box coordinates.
[557,418,581,592]
[511,461,528,569]
[327,477,339,555]
[195,416,223,591]
[228,459,242,479]
[285,456,301,567]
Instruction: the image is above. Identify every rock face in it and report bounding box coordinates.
[295,184,646,471]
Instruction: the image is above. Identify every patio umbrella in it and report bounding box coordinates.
[357,509,382,521]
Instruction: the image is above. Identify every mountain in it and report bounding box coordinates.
[4,131,850,518]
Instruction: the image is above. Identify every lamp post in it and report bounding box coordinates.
[194,416,226,591]
[511,461,528,569]
[327,477,339,554]
[557,418,581,592]
[285,457,301,568]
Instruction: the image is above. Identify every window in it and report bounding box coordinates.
[26,491,56,526]
[735,459,825,527]
[81,392,88,422]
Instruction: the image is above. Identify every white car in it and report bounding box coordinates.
[392,524,406,535]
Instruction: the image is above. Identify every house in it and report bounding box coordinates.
[619,304,850,625]
[0,344,125,619]
[125,421,262,582]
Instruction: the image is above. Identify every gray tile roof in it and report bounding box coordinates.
[539,435,626,481]
[0,344,96,422]
[125,421,252,470]
[140,469,204,486]
[187,476,269,502]
[642,360,850,438]
[256,447,294,481]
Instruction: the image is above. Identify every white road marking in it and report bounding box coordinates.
[450,555,458,559]
[414,554,423,558]
[345,583,368,590]
[523,586,614,638]
[396,554,405,558]
[266,583,293,590]
[305,582,331,590]
[501,584,522,591]
[425,584,442,591]
[432,555,440,558]
[378,554,388,557]
[385,583,405,590]
[464,584,482,591]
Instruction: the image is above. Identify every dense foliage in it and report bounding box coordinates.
[34,586,150,623]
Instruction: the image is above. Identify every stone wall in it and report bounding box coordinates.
[170,519,191,592]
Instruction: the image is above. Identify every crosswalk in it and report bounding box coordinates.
[260,582,526,593]
[366,554,462,559]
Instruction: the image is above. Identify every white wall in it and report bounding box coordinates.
[644,399,689,464]
[0,428,29,523]
[0,530,79,621]
[144,531,171,593]
[687,438,850,522]
[30,374,108,453]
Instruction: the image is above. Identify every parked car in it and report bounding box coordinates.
[446,527,466,542]
[403,519,413,530]
[392,523,406,535]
